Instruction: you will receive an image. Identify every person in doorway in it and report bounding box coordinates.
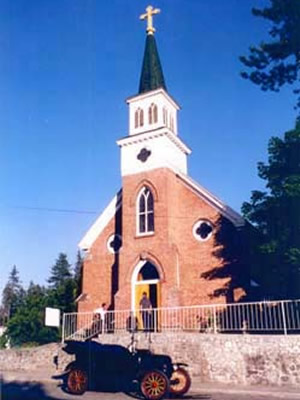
[93,303,107,334]
[139,292,152,331]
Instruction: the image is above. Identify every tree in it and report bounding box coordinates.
[0,306,6,326]
[47,253,76,314]
[47,253,72,288]
[240,0,300,113]
[6,282,59,347]
[2,266,25,320]
[242,121,300,299]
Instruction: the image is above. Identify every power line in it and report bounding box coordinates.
[4,206,229,220]
[8,206,97,215]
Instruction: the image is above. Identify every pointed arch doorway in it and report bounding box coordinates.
[131,260,161,330]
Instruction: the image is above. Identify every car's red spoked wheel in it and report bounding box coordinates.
[67,368,88,395]
[169,367,191,396]
[140,370,169,400]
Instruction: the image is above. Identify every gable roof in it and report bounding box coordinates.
[176,172,245,227]
[78,190,122,251]
[78,173,244,251]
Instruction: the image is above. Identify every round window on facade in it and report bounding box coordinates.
[107,234,122,254]
[193,220,213,242]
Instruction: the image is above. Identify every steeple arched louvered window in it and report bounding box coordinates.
[170,115,174,132]
[163,107,168,126]
[137,187,154,234]
[135,108,144,128]
[148,103,158,125]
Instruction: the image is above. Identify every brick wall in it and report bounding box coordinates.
[79,167,244,313]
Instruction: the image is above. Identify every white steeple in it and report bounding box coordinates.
[117,7,191,178]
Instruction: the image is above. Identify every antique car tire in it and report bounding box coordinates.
[140,369,169,400]
[169,367,191,396]
[67,368,88,395]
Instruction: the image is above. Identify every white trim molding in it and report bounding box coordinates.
[117,129,191,177]
[177,172,245,227]
[127,88,180,137]
[78,190,122,251]
[126,88,180,111]
[136,186,155,236]
[117,128,191,155]
[193,220,214,242]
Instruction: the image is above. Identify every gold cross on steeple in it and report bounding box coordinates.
[140,5,161,35]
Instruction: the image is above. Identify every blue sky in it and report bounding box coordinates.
[0,0,297,293]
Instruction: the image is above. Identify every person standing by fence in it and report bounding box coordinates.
[139,292,152,331]
[93,303,107,333]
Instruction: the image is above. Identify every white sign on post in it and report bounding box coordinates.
[45,307,60,327]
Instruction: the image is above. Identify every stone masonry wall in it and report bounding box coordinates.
[0,333,299,387]
[99,333,300,387]
[0,342,74,375]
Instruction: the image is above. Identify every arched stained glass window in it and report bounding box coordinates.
[137,187,154,234]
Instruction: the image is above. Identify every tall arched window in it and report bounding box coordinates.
[135,108,144,128]
[148,103,158,125]
[137,187,154,234]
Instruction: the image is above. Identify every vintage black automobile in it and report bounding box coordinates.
[62,340,191,400]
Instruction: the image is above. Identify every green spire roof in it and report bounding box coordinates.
[138,34,167,94]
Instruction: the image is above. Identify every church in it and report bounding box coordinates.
[77,6,247,317]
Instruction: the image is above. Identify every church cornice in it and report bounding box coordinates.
[117,128,191,155]
[176,172,245,228]
[126,87,180,110]
[78,190,122,251]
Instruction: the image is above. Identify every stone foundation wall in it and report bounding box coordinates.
[0,333,299,387]
[0,342,73,375]
[99,333,300,387]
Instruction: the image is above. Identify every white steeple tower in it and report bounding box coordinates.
[117,6,191,177]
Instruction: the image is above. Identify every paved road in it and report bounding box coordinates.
[1,379,300,400]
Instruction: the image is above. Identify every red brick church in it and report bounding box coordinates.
[77,6,247,316]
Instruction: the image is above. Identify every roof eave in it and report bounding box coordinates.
[126,88,181,110]
[78,190,122,251]
[176,172,245,227]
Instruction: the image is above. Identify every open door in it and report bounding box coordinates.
[133,261,161,330]
[135,283,149,329]
[134,282,161,330]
